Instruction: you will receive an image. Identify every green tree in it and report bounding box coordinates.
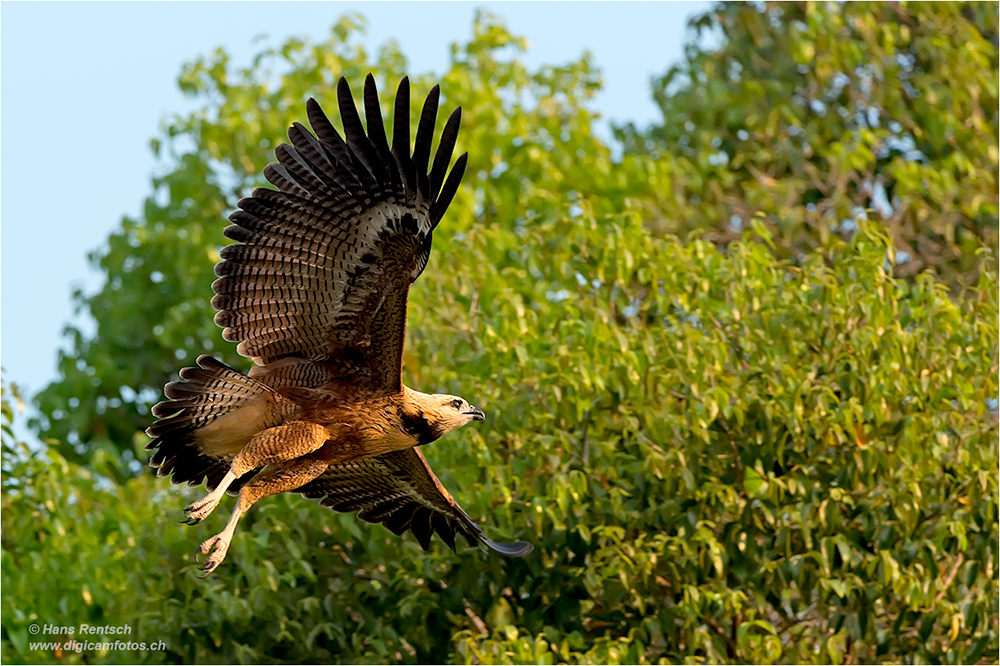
[5,216,998,664]
[617,1,998,283]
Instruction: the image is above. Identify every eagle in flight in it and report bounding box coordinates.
[146,75,533,575]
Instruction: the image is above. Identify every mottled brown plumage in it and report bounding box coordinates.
[146,75,532,575]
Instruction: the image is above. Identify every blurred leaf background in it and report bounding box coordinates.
[3,3,998,664]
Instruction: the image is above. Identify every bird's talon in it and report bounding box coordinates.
[194,534,230,576]
[183,494,222,524]
[199,560,220,576]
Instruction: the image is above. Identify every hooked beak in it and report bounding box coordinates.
[465,406,485,421]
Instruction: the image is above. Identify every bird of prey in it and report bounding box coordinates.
[146,74,533,575]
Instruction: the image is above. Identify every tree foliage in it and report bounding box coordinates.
[7,5,998,665]
[617,1,998,284]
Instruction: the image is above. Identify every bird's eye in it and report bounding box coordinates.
[450,399,463,410]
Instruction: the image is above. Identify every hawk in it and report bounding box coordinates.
[146,75,533,575]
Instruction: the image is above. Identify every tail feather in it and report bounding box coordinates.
[146,355,281,492]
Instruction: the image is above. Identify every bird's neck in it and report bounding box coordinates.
[400,386,443,446]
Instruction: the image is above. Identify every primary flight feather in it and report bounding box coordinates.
[146,75,533,575]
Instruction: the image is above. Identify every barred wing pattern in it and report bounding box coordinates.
[146,355,288,491]
[298,449,534,556]
[211,75,467,394]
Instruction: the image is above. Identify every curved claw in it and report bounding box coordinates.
[198,562,221,577]
[197,558,220,579]
[195,534,230,577]
[182,494,222,525]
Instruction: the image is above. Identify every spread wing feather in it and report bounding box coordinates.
[297,448,533,557]
[212,74,467,394]
[145,355,287,493]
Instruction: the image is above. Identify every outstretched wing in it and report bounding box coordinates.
[211,74,467,394]
[297,448,533,557]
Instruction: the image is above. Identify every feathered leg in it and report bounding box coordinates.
[184,421,328,524]
[197,454,329,576]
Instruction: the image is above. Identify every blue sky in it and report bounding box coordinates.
[1,1,708,408]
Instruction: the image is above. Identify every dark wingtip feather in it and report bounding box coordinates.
[305,98,342,149]
[432,512,458,552]
[363,73,399,186]
[478,535,534,557]
[392,77,411,145]
[428,106,462,202]
[430,152,468,227]
[336,76,351,101]
[306,95,365,186]
[336,77,362,144]
[305,97,337,142]
[363,74,385,144]
[338,75,387,182]
[392,77,416,192]
[412,84,441,176]
[410,507,434,551]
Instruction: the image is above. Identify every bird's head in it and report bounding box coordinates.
[404,388,485,442]
[426,394,485,434]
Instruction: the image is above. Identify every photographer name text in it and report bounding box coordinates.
[30,623,132,636]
